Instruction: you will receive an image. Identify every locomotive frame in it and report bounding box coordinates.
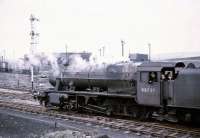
[34,62,200,123]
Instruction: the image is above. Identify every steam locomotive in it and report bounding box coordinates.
[34,61,200,123]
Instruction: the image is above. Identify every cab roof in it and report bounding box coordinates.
[137,62,176,71]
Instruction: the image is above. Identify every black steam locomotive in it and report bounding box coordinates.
[35,61,200,123]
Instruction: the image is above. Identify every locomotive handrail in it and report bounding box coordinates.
[61,71,135,80]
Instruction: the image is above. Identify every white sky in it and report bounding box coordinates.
[0,0,200,59]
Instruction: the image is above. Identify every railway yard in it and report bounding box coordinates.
[0,72,200,138]
[1,0,200,137]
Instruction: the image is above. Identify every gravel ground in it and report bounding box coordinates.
[0,109,64,138]
[0,108,147,138]
[0,72,152,138]
[0,72,53,91]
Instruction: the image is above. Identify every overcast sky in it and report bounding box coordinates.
[0,0,200,59]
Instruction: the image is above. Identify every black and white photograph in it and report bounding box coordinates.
[0,0,200,137]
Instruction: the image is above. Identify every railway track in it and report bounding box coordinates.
[0,88,200,138]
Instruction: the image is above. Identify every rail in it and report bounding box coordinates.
[0,88,199,138]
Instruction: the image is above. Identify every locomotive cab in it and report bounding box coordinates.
[136,62,176,107]
[137,62,200,122]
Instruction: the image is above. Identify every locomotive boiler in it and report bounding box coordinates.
[35,61,200,123]
[49,62,137,93]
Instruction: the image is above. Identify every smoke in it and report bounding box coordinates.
[46,53,60,76]
[6,51,140,78]
[28,54,41,66]
[67,54,92,72]
[5,52,60,76]
[65,53,139,74]
[66,54,107,72]
[27,53,61,77]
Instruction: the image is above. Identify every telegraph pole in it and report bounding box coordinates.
[121,40,125,57]
[65,44,68,64]
[30,14,39,91]
[99,48,102,56]
[102,46,105,56]
[1,49,6,62]
[148,43,151,62]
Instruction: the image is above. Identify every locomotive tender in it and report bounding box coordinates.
[35,61,200,123]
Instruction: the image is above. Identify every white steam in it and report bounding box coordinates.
[6,51,140,78]
[66,54,107,72]
[46,54,60,76]
[6,52,60,76]
[65,53,139,74]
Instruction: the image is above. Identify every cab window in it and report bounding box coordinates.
[148,72,157,83]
